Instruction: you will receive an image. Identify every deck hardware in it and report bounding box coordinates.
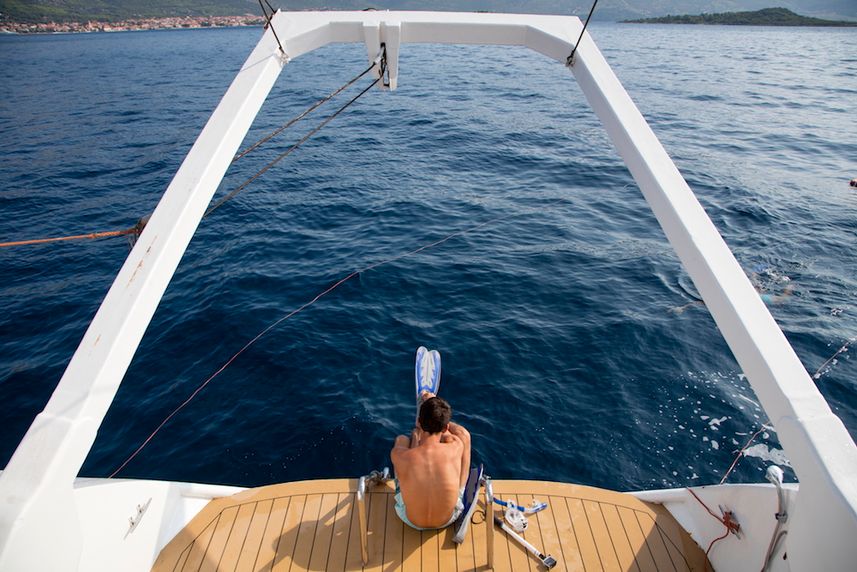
[762,465,789,570]
[127,498,152,536]
[356,468,390,564]
[718,506,742,538]
[484,476,494,570]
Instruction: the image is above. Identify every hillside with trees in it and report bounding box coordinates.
[624,7,857,26]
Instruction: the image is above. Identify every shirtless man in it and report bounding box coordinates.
[390,393,471,529]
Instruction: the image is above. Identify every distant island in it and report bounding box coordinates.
[624,7,857,27]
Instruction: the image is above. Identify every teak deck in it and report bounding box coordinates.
[152,479,708,571]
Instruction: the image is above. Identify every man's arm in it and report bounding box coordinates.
[446,422,472,489]
[391,434,411,466]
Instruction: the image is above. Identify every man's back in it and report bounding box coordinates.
[392,432,463,528]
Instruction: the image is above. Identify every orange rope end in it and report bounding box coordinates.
[0,227,136,248]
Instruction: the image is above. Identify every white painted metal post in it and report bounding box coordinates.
[563,22,857,572]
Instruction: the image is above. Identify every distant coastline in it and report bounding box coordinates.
[624,7,857,27]
[0,14,264,35]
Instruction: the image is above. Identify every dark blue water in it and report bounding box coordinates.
[1,23,856,491]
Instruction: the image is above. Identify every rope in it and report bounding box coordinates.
[0,216,149,249]
[687,488,740,570]
[567,0,599,66]
[204,63,384,218]
[0,228,134,248]
[108,214,503,477]
[232,61,378,163]
[257,0,285,55]
[719,425,767,485]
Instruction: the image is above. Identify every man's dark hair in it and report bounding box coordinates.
[419,396,452,434]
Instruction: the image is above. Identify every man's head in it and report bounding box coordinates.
[418,396,452,434]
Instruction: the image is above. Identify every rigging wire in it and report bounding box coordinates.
[719,336,854,484]
[566,0,599,66]
[0,58,381,249]
[719,424,768,485]
[204,55,385,218]
[108,215,505,477]
[232,61,378,163]
[257,0,285,55]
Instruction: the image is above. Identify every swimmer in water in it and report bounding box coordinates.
[670,267,794,314]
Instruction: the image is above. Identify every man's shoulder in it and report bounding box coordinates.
[441,432,464,448]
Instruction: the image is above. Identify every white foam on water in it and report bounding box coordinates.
[744,444,791,467]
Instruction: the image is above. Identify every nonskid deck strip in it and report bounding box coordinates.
[152,479,708,571]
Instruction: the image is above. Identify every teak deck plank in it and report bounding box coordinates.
[567,498,602,571]
[218,502,257,571]
[617,506,658,572]
[152,479,708,572]
[255,496,291,572]
[438,525,459,572]
[420,528,440,572]
[548,494,583,572]
[199,504,239,572]
[324,493,354,572]
[365,491,388,571]
[382,494,404,572]
[235,498,273,570]
[602,503,640,572]
[309,493,342,570]
[470,498,491,571]
[272,494,306,572]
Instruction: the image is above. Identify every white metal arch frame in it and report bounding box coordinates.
[1,11,855,571]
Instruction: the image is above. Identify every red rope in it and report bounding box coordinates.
[688,488,740,570]
[705,528,731,565]
[109,216,503,477]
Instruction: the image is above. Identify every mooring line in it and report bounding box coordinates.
[0,217,149,249]
[109,214,505,477]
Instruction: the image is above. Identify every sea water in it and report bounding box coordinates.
[1,23,855,490]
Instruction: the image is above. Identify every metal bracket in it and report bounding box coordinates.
[126,498,152,537]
